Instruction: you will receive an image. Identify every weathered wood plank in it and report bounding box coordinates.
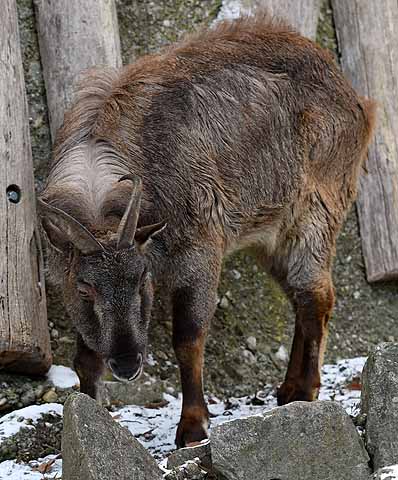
[258,0,321,40]
[218,0,321,40]
[34,0,122,140]
[332,1,398,282]
[0,0,51,374]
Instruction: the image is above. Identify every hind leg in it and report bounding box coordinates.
[277,273,334,405]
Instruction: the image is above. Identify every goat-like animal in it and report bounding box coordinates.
[38,13,376,447]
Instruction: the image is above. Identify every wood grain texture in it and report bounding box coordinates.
[332,1,398,282]
[238,0,321,39]
[34,0,122,140]
[0,0,51,374]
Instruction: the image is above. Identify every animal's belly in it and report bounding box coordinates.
[226,221,282,257]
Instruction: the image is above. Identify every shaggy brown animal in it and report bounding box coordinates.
[38,12,376,447]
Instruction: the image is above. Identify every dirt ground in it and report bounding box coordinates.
[12,0,398,400]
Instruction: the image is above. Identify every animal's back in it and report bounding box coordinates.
[45,12,375,248]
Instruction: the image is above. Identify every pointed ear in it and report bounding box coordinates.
[41,216,72,254]
[135,220,167,251]
[37,199,104,255]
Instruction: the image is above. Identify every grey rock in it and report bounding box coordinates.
[42,388,58,403]
[211,401,370,480]
[164,460,207,480]
[361,343,398,470]
[242,349,256,364]
[62,393,163,480]
[372,465,398,479]
[167,441,211,470]
[99,372,164,407]
[245,336,257,352]
[219,296,229,309]
[20,388,36,406]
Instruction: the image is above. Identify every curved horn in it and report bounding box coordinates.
[37,199,104,255]
[116,174,143,250]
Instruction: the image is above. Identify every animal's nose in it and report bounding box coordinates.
[108,353,143,382]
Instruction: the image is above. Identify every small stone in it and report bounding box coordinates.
[245,336,257,352]
[242,349,256,364]
[51,329,59,340]
[275,345,289,363]
[165,386,175,395]
[231,269,241,280]
[42,389,58,403]
[20,389,36,406]
[34,385,45,399]
[353,291,360,299]
[167,441,211,470]
[219,296,229,309]
[0,397,7,408]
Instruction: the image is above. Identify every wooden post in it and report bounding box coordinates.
[34,0,122,140]
[332,1,398,282]
[218,0,321,40]
[258,0,321,40]
[0,0,51,375]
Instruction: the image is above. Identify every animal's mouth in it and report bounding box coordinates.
[107,353,144,383]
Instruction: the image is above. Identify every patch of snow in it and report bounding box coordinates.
[0,455,62,480]
[376,465,398,480]
[47,365,79,389]
[0,404,63,442]
[319,357,366,416]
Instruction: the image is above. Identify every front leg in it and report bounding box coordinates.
[172,249,221,448]
[74,333,105,400]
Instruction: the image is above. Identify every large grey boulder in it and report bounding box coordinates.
[361,343,398,470]
[62,393,163,480]
[372,465,398,479]
[211,401,370,480]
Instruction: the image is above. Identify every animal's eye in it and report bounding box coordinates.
[77,281,95,300]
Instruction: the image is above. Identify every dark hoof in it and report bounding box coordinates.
[277,381,317,406]
[175,416,209,449]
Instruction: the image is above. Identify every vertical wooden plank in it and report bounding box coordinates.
[218,0,321,40]
[0,0,51,374]
[34,0,122,140]
[258,0,321,40]
[332,1,398,282]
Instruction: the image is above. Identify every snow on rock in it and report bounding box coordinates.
[373,465,398,480]
[46,365,79,389]
[0,403,63,442]
[0,357,367,480]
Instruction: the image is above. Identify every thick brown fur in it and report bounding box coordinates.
[39,12,376,447]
